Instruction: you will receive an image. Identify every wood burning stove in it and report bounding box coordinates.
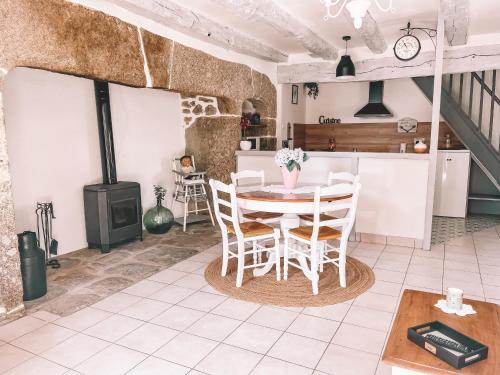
[83,81,142,253]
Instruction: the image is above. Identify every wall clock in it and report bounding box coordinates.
[393,33,421,61]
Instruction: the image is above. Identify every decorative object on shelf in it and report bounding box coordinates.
[275,148,310,189]
[35,202,59,269]
[239,116,252,150]
[319,115,341,124]
[292,84,299,104]
[304,82,319,99]
[328,137,337,152]
[250,112,261,125]
[321,0,395,29]
[398,117,418,133]
[445,133,452,149]
[414,138,428,153]
[394,22,437,61]
[336,36,355,79]
[400,142,407,153]
[143,185,174,234]
[17,231,47,301]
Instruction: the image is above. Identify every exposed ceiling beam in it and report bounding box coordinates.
[210,0,338,60]
[441,0,469,46]
[343,10,387,54]
[278,43,500,83]
[104,0,288,62]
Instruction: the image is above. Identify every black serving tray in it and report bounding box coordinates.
[408,321,488,369]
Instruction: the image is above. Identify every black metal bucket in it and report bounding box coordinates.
[17,231,47,301]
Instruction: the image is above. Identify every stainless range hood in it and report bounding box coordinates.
[354,81,393,118]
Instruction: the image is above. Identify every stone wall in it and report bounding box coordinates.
[0,0,276,319]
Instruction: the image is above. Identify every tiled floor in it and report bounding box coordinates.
[431,214,500,245]
[1,225,499,374]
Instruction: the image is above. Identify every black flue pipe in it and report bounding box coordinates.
[94,80,118,184]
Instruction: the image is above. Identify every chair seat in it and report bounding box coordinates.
[289,225,342,241]
[298,213,338,222]
[243,211,283,221]
[227,221,274,238]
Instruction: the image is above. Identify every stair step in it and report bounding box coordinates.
[468,194,500,202]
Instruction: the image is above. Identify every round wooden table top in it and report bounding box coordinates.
[236,185,352,203]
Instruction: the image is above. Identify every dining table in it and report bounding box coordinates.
[236,184,352,278]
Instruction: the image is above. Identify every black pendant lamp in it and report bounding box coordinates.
[336,36,355,79]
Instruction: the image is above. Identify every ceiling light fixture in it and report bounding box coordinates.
[321,0,395,29]
[336,36,355,79]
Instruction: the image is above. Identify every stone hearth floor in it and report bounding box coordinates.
[23,222,221,316]
[0,225,499,374]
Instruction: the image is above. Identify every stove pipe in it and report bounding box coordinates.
[94,80,117,184]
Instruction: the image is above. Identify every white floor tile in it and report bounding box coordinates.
[0,344,33,373]
[369,280,402,297]
[127,356,190,375]
[407,263,443,278]
[186,313,241,341]
[374,259,408,273]
[404,274,442,291]
[211,298,260,320]
[173,274,209,290]
[151,305,205,331]
[479,264,500,276]
[119,298,172,321]
[188,251,219,263]
[286,314,340,342]
[413,247,444,259]
[302,303,350,322]
[178,291,227,312]
[443,269,481,283]
[154,332,218,368]
[247,305,299,331]
[75,343,147,375]
[170,260,206,273]
[482,274,500,287]
[268,333,328,369]
[251,356,312,375]
[83,314,144,342]
[444,259,479,273]
[354,292,399,313]
[196,343,262,375]
[117,323,178,354]
[148,269,189,284]
[0,316,46,342]
[121,280,166,297]
[383,245,414,255]
[375,361,393,375]
[343,305,393,332]
[483,285,500,300]
[11,323,76,354]
[224,322,282,354]
[41,333,109,368]
[91,293,142,313]
[4,356,67,375]
[54,307,113,331]
[29,311,61,322]
[149,285,196,304]
[316,344,379,375]
[332,323,386,355]
[373,268,406,284]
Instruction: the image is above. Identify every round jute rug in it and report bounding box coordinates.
[204,255,375,307]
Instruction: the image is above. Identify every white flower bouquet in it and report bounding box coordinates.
[275,148,310,172]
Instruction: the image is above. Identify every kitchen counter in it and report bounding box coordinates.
[236,150,430,160]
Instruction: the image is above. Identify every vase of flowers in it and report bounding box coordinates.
[143,185,174,234]
[239,116,252,151]
[275,148,310,189]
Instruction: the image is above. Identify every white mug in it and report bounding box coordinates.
[446,287,463,311]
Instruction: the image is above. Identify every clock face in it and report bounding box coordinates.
[393,35,421,61]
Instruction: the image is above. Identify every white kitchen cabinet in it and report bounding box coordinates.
[433,150,470,218]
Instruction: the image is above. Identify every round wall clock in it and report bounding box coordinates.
[393,34,421,61]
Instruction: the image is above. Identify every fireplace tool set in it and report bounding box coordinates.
[36,202,60,269]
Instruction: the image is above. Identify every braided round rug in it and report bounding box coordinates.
[204,255,375,307]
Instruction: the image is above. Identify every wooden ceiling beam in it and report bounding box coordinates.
[441,0,469,46]
[343,10,387,54]
[211,0,338,60]
[106,0,288,62]
[278,43,500,83]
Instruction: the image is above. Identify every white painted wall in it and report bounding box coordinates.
[4,68,185,255]
[280,83,306,139]
[305,78,434,124]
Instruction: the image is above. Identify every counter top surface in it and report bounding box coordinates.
[236,150,430,160]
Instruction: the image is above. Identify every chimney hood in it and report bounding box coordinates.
[354,81,393,118]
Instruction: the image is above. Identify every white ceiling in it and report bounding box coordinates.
[168,0,500,57]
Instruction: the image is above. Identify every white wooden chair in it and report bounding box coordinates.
[209,179,281,287]
[230,170,282,224]
[171,156,215,231]
[283,182,361,295]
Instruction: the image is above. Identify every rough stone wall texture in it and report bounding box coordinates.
[0,0,276,318]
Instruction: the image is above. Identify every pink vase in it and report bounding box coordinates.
[282,167,300,190]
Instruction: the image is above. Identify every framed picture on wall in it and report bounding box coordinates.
[291,84,298,104]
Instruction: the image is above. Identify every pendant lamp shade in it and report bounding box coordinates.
[336,35,355,79]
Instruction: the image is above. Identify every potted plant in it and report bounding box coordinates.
[304,82,319,100]
[239,116,252,151]
[275,148,310,189]
[143,185,174,234]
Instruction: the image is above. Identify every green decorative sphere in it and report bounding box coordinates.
[143,205,174,234]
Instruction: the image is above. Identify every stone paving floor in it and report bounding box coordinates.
[24,223,220,316]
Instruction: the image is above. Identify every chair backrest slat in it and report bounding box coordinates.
[209,179,242,236]
[327,171,358,185]
[230,170,265,187]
